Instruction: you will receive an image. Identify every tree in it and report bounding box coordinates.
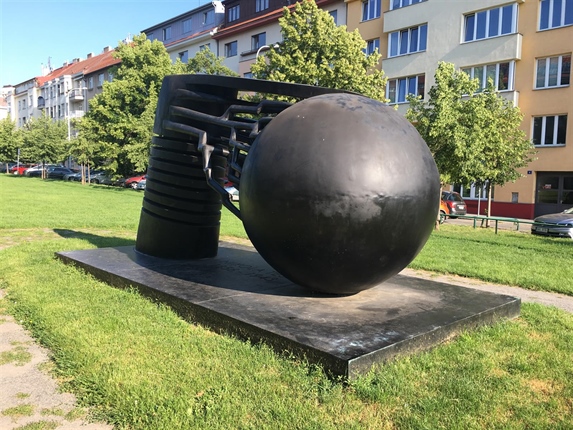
[20,113,68,178]
[464,81,535,217]
[79,34,173,177]
[80,36,238,177]
[251,0,387,101]
[407,62,535,221]
[0,118,21,172]
[173,48,239,76]
[406,62,479,186]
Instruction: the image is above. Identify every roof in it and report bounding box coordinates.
[34,49,121,86]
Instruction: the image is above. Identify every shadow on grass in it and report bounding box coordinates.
[53,229,135,249]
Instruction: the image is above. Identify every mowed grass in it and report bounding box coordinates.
[1,174,571,294]
[412,224,573,295]
[1,174,573,428]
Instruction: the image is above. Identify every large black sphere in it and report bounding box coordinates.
[240,93,440,295]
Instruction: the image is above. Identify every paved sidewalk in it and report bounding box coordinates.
[0,290,112,430]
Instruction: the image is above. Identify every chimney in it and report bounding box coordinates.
[87,53,93,59]
[103,46,112,53]
[73,58,81,63]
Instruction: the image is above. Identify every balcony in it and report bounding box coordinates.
[68,89,85,101]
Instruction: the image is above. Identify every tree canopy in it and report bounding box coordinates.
[0,118,21,172]
[173,48,239,76]
[20,113,68,177]
[79,34,172,177]
[79,36,237,177]
[406,62,535,216]
[251,0,387,101]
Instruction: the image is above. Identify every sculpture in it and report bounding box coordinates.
[135,75,440,294]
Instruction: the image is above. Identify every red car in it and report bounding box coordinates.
[124,174,146,188]
[9,164,31,175]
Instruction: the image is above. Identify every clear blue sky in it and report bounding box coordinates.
[0,0,211,87]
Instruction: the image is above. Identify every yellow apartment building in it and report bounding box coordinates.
[347,0,572,218]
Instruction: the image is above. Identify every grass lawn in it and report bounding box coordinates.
[1,175,573,429]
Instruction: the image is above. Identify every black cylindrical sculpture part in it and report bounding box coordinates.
[135,75,440,294]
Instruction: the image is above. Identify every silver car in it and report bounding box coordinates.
[531,207,573,238]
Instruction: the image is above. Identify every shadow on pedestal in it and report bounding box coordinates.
[56,243,520,379]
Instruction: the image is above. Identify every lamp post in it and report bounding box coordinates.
[255,43,279,58]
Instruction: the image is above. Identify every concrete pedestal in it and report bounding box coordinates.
[56,242,520,379]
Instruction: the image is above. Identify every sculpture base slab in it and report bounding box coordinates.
[56,243,520,379]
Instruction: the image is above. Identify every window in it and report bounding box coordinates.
[536,54,571,88]
[88,77,94,90]
[388,24,427,57]
[532,115,568,146]
[244,72,253,79]
[386,74,425,104]
[179,51,189,63]
[256,0,269,12]
[183,18,192,33]
[200,43,211,51]
[329,10,338,24]
[453,183,491,200]
[362,0,381,21]
[251,32,266,51]
[203,10,214,25]
[228,5,240,22]
[390,0,426,10]
[98,74,105,88]
[162,26,172,41]
[364,39,380,56]
[464,4,516,42]
[461,61,514,91]
[225,41,238,57]
[540,0,573,30]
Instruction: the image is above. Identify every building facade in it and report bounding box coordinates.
[6,47,120,141]
[345,0,571,218]
[142,3,225,65]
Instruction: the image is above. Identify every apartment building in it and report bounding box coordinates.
[144,0,346,77]
[145,0,570,218]
[7,47,120,140]
[142,3,225,65]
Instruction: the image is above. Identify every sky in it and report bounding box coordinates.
[0,0,212,87]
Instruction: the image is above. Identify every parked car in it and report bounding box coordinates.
[0,162,16,173]
[25,164,60,177]
[125,174,146,189]
[531,207,573,238]
[135,178,146,190]
[63,171,82,181]
[47,167,75,180]
[9,164,31,175]
[225,186,239,202]
[89,171,114,185]
[440,191,467,221]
